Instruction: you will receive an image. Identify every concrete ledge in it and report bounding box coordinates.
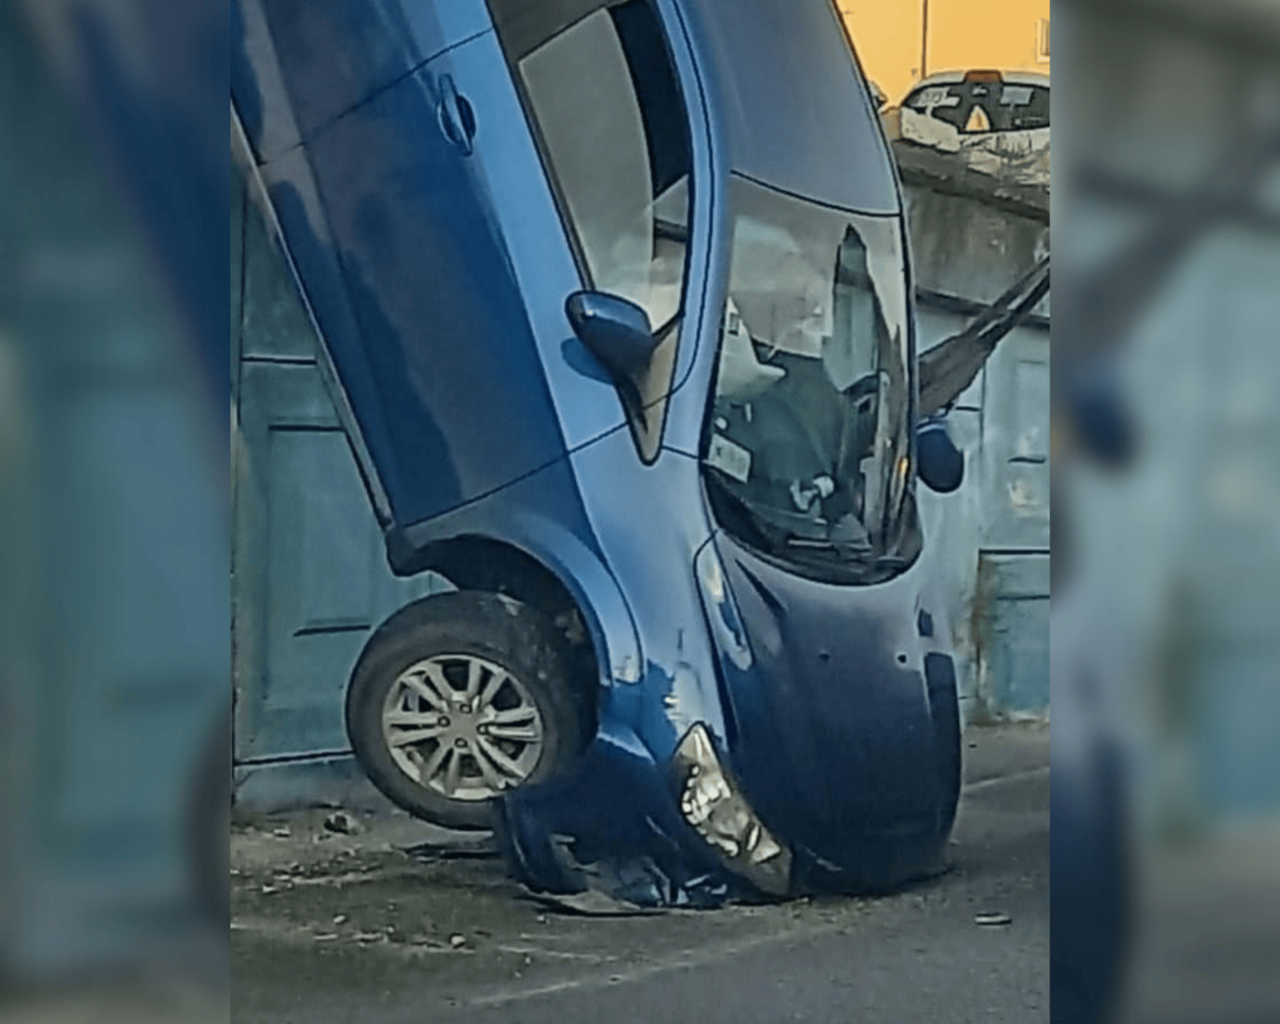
[233,754,389,819]
[893,139,1049,224]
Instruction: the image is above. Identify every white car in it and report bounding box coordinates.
[882,70,1049,187]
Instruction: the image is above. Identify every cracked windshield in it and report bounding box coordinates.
[704,175,916,573]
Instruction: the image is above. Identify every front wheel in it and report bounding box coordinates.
[345,591,594,831]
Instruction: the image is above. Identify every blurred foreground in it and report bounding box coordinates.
[1054,0,1280,1020]
[0,1,227,1021]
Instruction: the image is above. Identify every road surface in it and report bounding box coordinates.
[229,724,1049,1023]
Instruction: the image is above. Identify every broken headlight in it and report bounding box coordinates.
[673,723,792,896]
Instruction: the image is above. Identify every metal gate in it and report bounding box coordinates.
[975,325,1051,718]
[231,172,442,767]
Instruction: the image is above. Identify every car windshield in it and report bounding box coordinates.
[905,80,1050,133]
[703,176,919,579]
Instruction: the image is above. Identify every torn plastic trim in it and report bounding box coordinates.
[672,722,792,896]
[493,734,753,910]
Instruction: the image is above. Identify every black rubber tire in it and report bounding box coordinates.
[345,591,594,831]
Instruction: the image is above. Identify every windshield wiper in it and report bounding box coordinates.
[786,536,872,557]
[918,254,1050,417]
[785,537,910,572]
[705,474,906,575]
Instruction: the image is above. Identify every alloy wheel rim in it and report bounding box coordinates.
[382,654,545,801]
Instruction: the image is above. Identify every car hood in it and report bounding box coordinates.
[711,532,948,865]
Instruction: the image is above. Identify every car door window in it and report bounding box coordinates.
[489,0,693,460]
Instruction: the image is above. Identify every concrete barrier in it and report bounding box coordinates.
[898,139,1051,722]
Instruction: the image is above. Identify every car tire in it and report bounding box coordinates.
[345,591,594,831]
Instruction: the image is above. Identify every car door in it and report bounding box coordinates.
[233,0,572,534]
[452,0,702,462]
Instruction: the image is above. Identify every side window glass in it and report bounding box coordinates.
[490,0,692,460]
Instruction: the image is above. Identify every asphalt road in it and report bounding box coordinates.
[230,725,1048,1023]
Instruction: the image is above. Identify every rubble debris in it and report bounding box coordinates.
[323,811,361,835]
[535,890,663,917]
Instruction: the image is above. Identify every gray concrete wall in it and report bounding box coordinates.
[898,141,1051,721]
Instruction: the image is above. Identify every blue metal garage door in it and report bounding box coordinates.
[231,171,442,765]
[975,325,1050,718]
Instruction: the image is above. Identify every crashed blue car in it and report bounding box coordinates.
[231,0,991,905]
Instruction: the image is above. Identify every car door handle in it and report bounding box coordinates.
[436,74,475,156]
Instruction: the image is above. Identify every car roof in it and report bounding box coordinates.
[903,70,1050,96]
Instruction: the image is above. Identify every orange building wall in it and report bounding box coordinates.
[834,1,925,104]
[837,0,1050,104]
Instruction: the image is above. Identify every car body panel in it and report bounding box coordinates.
[232,0,494,162]
[237,9,571,529]
[425,30,632,454]
[390,449,646,690]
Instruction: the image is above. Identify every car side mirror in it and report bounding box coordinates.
[566,291,659,382]
[1066,366,1136,469]
[917,418,965,494]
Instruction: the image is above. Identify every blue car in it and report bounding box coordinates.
[232,0,977,903]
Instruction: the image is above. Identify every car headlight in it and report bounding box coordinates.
[674,723,792,895]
